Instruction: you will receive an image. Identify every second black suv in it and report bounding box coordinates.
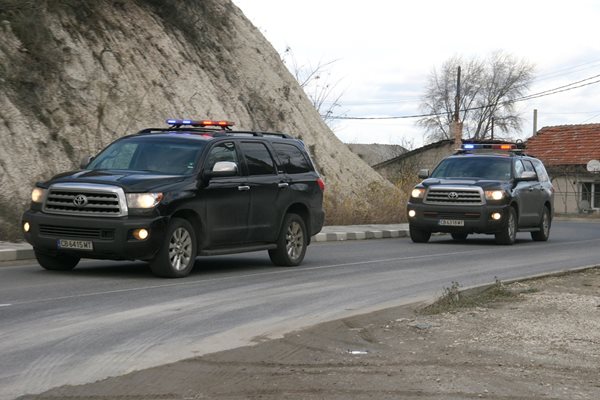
[407,142,554,245]
[22,119,325,277]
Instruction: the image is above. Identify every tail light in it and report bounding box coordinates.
[317,178,325,191]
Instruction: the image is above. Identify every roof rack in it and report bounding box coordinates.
[213,131,292,139]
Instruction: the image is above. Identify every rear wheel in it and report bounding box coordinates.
[451,233,468,241]
[531,207,551,241]
[495,207,517,245]
[409,225,431,243]
[149,218,197,278]
[35,250,80,271]
[269,213,307,266]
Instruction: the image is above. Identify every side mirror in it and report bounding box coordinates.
[418,169,430,179]
[516,171,537,181]
[80,155,94,169]
[205,161,238,179]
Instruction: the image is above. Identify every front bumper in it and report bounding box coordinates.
[22,210,168,260]
[406,202,510,234]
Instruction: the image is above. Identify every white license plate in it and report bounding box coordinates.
[439,219,464,227]
[58,239,93,251]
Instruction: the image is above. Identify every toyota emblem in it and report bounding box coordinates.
[448,192,459,199]
[73,194,88,208]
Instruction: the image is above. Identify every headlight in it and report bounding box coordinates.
[485,190,505,201]
[411,188,425,199]
[31,187,47,203]
[126,193,163,208]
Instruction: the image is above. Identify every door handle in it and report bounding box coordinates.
[278,182,289,188]
[238,185,250,191]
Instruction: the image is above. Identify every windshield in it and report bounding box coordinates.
[431,157,512,180]
[87,137,206,175]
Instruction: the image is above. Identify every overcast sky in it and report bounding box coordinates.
[232,0,600,148]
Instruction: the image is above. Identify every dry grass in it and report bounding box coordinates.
[324,182,407,226]
[418,279,529,315]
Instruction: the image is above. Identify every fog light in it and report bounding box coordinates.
[133,228,149,240]
[408,209,416,218]
[23,222,30,232]
[491,212,502,221]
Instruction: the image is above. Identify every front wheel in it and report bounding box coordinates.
[35,250,80,271]
[149,218,197,278]
[495,207,517,245]
[269,213,307,266]
[409,225,431,243]
[531,207,551,241]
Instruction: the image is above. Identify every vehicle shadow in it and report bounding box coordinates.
[431,235,529,246]
[39,253,278,279]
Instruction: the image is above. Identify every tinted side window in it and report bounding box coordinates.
[240,142,276,175]
[206,142,238,172]
[531,159,550,182]
[514,160,525,178]
[272,143,313,174]
[522,159,536,173]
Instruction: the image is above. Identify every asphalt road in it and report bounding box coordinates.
[1,220,599,400]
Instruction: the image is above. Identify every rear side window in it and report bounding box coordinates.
[240,142,276,175]
[272,143,313,174]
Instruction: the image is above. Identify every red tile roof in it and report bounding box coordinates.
[526,124,600,166]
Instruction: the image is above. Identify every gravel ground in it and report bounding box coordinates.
[19,267,600,400]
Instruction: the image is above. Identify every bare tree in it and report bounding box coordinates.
[418,51,534,143]
[282,47,344,128]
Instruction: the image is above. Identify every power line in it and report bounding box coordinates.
[328,72,600,120]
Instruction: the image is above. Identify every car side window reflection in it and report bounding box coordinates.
[206,142,238,173]
[240,142,276,175]
[514,160,525,178]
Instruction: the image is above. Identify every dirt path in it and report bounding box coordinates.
[20,267,600,400]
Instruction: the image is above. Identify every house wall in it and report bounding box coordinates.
[549,170,600,214]
[375,142,455,184]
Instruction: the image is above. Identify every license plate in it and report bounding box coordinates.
[57,239,93,251]
[439,219,464,227]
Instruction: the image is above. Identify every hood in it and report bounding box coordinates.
[46,169,188,192]
[421,178,511,190]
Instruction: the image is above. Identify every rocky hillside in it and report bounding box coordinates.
[0,0,398,240]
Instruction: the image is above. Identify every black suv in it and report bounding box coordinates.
[22,119,325,277]
[406,142,554,245]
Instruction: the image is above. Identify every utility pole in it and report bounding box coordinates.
[533,109,538,136]
[451,66,463,146]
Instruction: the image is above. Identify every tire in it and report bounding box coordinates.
[495,207,517,245]
[149,218,197,278]
[531,207,551,242]
[269,213,307,266]
[409,225,431,243]
[35,250,80,271]
[451,233,468,241]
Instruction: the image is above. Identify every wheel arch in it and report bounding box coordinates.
[544,201,553,218]
[284,203,311,244]
[171,209,204,249]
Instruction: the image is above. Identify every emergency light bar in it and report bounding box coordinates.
[462,143,516,150]
[166,119,235,128]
